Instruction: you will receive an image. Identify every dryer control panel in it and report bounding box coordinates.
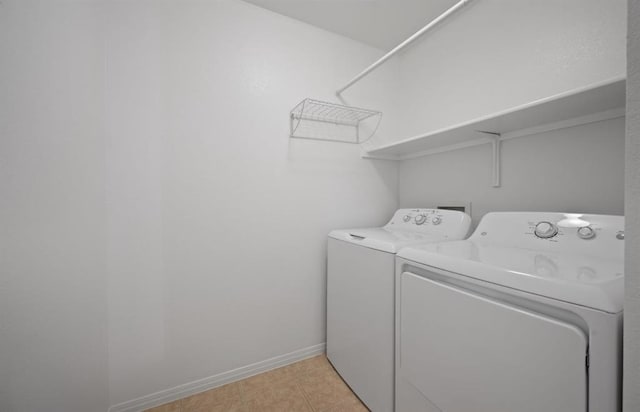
[385,208,471,240]
[471,212,624,260]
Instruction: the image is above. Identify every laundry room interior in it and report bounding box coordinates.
[1,0,640,411]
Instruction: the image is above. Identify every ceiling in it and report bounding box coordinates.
[241,0,458,50]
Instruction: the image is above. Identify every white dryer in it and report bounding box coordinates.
[327,208,471,412]
[395,212,624,412]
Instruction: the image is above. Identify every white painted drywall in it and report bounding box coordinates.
[0,1,109,412]
[388,0,627,145]
[399,118,625,224]
[1,0,400,410]
[242,0,457,50]
[394,0,626,225]
[104,0,399,408]
[624,0,640,410]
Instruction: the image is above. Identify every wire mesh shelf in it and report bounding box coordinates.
[290,98,382,144]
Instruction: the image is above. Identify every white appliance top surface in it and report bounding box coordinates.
[330,228,443,254]
[397,212,625,313]
[329,208,471,253]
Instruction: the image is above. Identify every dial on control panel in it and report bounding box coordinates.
[403,215,412,222]
[414,214,427,225]
[432,216,442,225]
[577,226,596,240]
[534,221,558,239]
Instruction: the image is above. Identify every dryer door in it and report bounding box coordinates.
[397,271,588,412]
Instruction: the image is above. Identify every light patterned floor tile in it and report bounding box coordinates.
[181,382,244,412]
[291,354,335,376]
[298,367,358,411]
[318,396,370,412]
[240,364,297,395]
[245,380,312,412]
[144,400,181,412]
[145,354,368,412]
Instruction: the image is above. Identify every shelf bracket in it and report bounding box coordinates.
[478,131,502,188]
[491,136,501,188]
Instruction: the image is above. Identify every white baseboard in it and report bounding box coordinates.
[108,343,326,412]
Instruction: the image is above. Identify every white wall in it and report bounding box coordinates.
[391,0,626,143]
[394,0,627,225]
[399,118,625,224]
[104,0,399,408]
[1,0,400,410]
[625,0,640,410]
[0,1,109,412]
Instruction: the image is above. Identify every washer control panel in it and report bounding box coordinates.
[385,208,471,239]
[391,209,445,227]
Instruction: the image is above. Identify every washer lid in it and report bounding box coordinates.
[398,240,624,313]
[329,228,444,254]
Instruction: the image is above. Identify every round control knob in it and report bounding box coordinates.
[534,221,558,239]
[414,214,427,225]
[432,216,442,225]
[577,226,596,240]
[403,215,411,222]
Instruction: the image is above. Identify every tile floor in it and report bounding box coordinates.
[145,355,369,412]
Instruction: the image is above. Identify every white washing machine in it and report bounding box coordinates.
[327,208,471,412]
[395,212,624,412]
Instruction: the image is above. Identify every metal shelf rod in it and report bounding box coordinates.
[336,0,473,96]
[291,114,359,127]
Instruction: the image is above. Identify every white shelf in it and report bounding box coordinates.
[290,99,382,144]
[364,78,626,160]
